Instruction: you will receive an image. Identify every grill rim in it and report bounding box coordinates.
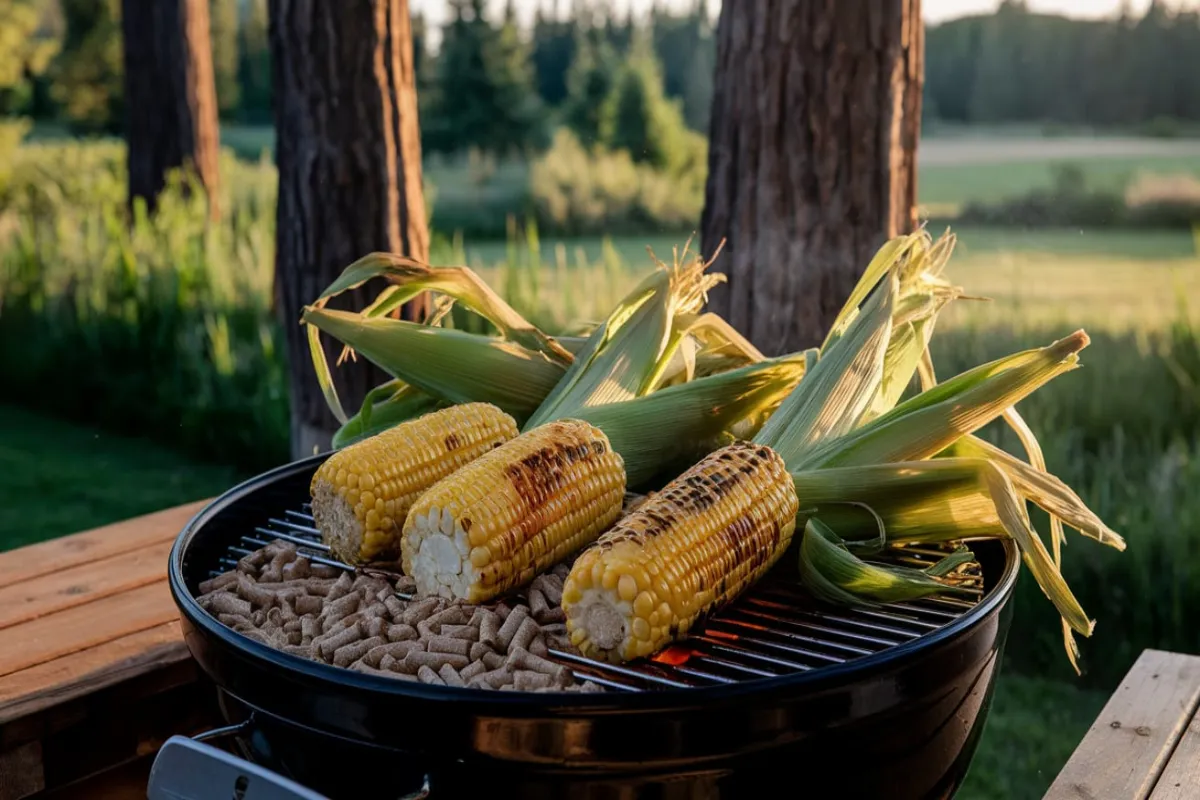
[168,452,1021,711]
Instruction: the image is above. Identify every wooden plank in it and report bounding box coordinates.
[1045,649,1200,800]
[0,540,174,632]
[0,582,177,679]
[0,501,208,590]
[32,679,217,797]
[0,622,187,726]
[40,753,153,800]
[1149,707,1200,799]
[0,741,44,800]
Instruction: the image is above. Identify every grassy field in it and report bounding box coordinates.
[38,123,1200,234]
[0,405,243,550]
[959,674,1109,799]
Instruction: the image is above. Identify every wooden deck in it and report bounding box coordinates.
[0,502,218,799]
[1044,649,1200,800]
[0,501,1198,798]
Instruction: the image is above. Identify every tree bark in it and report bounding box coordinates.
[270,0,431,460]
[122,0,222,219]
[699,0,923,355]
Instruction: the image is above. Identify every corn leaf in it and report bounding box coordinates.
[796,330,1090,471]
[302,306,565,420]
[309,252,572,364]
[998,406,1081,672]
[792,461,1006,548]
[754,272,897,463]
[523,271,666,428]
[821,233,923,350]
[791,457,1097,642]
[307,322,350,424]
[798,519,977,607]
[332,382,447,449]
[645,312,765,392]
[524,254,722,429]
[942,435,1125,551]
[574,352,811,486]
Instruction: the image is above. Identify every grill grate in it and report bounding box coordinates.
[202,505,985,693]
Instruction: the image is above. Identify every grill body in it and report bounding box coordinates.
[169,454,1020,800]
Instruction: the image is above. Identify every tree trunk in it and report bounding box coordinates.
[699,0,923,355]
[270,0,431,460]
[122,0,222,219]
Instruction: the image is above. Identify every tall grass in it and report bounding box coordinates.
[2,140,1198,687]
[0,141,287,470]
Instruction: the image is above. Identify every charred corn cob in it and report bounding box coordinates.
[401,419,626,602]
[311,403,519,566]
[562,442,799,663]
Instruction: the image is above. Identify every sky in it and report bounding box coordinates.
[410,0,1157,31]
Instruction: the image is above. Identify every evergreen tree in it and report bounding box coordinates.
[967,1,1032,123]
[599,33,689,171]
[531,1,576,107]
[0,0,59,115]
[210,0,239,118]
[679,0,714,132]
[236,0,270,123]
[50,0,123,133]
[562,24,617,146]
[493,0,544,150]
[427,0,541,155]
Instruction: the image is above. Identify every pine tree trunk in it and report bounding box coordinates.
[700,0,923,355]
[122,0,222,219]
[270,0,431,460]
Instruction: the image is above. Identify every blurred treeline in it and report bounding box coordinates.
[5,0,1200,152]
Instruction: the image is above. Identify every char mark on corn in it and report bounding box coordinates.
[562,441,798,663]
[310,403,519,566]
[401,419,626,603]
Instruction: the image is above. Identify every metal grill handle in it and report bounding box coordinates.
[148,735,330,800]
[148,731,432,800]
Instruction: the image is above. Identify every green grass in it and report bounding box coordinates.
[959,673,1109,800]
[0,405,244,552]
[919,156,1200,216]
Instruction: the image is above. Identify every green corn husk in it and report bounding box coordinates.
[331,380,448,449]
[574,352,810,487]
[794,330,1091,471]
[789,455,1123,640]
[754,271,897,463]
[714,229,1123,671]
[303,307,567,421]
[799,519,978,606]
[525,247,722,428]
[301,253,572,425]
[310,251,573,363]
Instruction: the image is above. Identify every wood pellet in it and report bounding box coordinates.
[195,540,603,693]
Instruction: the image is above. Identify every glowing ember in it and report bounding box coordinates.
[652,645,693,666]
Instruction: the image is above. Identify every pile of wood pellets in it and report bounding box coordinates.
[195,539,603,692]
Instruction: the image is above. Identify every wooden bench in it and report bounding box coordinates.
[0,501,219,799]
[1045,649,1200,799]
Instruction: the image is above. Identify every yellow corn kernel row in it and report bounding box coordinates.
[562,441,799,663]
[401,419,626,603]
[310,402,519,565]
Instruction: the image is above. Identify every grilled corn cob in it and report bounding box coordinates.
[562,442,798,663]
[402,420,626,602]
[311,403,519,565]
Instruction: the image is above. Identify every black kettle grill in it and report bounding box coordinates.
[155,452,1020,799]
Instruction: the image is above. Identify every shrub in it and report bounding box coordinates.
[528,128,704,235]
[952,162,1200,229]
[0,141,288,471]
